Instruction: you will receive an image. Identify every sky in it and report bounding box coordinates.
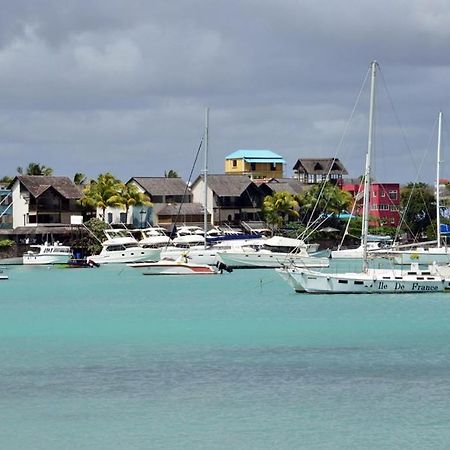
[0,0,449,184]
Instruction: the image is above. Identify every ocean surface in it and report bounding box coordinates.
[1,263,450,449]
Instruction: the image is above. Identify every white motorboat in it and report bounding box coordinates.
[217,236,329,268]
[0,269,8,280]
[278,62,446,294]
[23,242,72,265]
[87,229,161,264]
[139,227,172,248]
[128,255,231,275]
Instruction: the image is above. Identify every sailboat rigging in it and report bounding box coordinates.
[278,61,445,293]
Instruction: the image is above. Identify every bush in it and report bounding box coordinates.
[0,239,14,249]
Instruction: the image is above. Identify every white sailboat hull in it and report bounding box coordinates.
[284,267,445,294]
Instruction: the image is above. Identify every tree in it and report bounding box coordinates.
[17,162,53,176]
[109,182,152,222]
[164,169,179,178]
[80,173,123,221]
[262,191,299,229]
[0,176,13,185]
[298,182,353,224]
[73,172,87,185]
[400,182,435,239]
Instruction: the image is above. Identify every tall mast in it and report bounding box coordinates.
[436,111,443,247]
[203,107,209,249]
[362,61,377,271]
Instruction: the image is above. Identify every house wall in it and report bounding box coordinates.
[225,160,283,179]
[191,178,215,224]
[11,181,28,228]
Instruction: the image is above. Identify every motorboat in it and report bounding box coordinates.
[139,227,172,248]
[0,269,8,280]
[86,229,161,264]
[128,255,232,275]
[23,242,72,265]
[217,236,329,268]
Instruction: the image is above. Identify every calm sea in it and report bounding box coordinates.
[1,263,450,450]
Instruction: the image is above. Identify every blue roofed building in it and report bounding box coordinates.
[225,149,285,179]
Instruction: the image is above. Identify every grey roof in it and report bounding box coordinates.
[157,203,204,216]
[263,178,307,195]
[195,174,254,197]
[15,176,82,199]
[130,177,189,196]
[293,158,348,175]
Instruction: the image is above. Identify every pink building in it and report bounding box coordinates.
[342,182,400,227]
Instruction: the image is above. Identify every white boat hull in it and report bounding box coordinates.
[284,267,445,294]
[87,247,161,264]
[391,249,450,265]
[129,261,218,275]
[218,251,329,268]
[23,254,72,265]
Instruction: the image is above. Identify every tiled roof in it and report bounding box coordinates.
[195,174,255,197]
[16,176,82,199]
[130,177,189,196]
[262,178,307,195]
[293,158,348,175]
[157,203,204,216]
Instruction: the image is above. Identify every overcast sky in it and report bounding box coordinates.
[0,0,449,184]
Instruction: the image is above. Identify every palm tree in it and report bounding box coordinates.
[0,176,13,185]
[17,162,53,176]
[80,173,123,221]
[262,191,300,229]
[73,172,87,185]
[299,182,353,223]
[109,183,152,224]
[164,169,179,178]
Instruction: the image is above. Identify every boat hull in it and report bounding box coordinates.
[219,251,329,269]
[284,268,445,294]
[87,248,161,264]
[23,254,72,265]
[129,261,218,275]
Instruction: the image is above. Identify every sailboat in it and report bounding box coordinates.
[384,112,450,265]
[130,108,232,276]
[277,61,445,294]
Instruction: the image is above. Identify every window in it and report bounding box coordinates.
[373,191,377,197]
[380,204,389,210]
[107,212,113,223]
[250,163,256,171]
[390,205,397,211]
[381,191,386,197]
[120,212,127,223]
[232,160,237,167]
[371,204,378,210]
[389,190,398,200]
[270,163,277,171]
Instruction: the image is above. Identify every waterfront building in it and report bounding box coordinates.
[342,181,401,227]
[225,149,285,179]
[293,158,347,185]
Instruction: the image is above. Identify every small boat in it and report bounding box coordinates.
[128,255,232,275]
[23,242,72,265]
[0,269,8,280]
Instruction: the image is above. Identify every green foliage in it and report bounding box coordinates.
[73,172,87,185]
[0,176,13,185]
[400,182,435,238]
[164,169,179,178]
[0,239,14,248]
[108,183,152,215]
[281,222,306,238]
[17,163,53,176]
[262,191,299,229]
[81,173,124,221]
[298,182,353,224]
[75,218,109,255]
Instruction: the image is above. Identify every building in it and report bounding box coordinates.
[9,176,83,228]
[225,149,285,179]
[257,178,308,197]
[0,185,12,229]
[293,158,348,185]
[342,181,400,226]
[191,174,264,225]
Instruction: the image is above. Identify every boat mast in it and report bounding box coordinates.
[436,111,443,248]
[362,61,377,271]
[203,107,209,249]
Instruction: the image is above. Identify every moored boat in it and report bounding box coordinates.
[23,242,72,265]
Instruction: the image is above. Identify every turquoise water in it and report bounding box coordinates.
[1,264,450,449]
